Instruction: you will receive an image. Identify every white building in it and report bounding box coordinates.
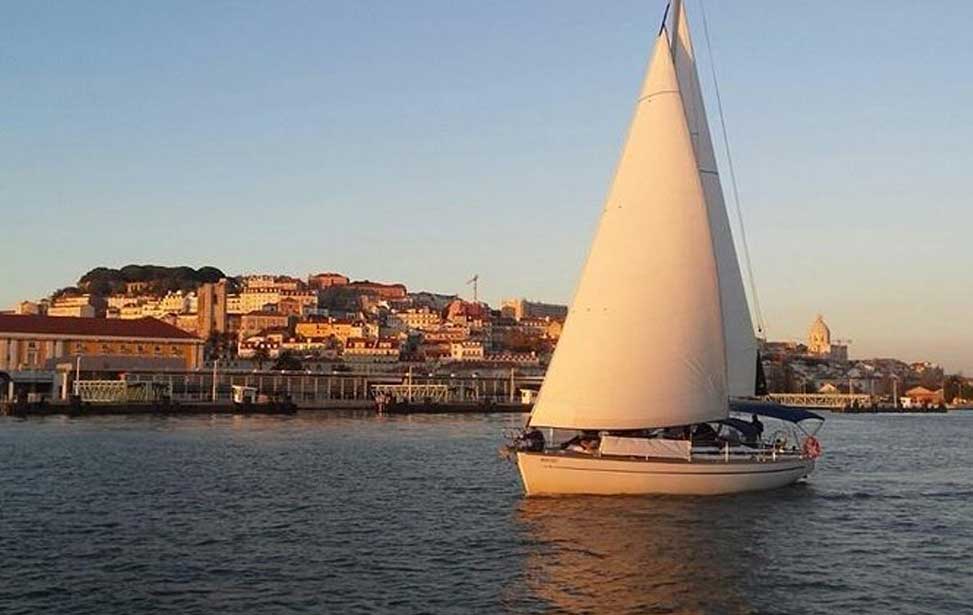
[241,274,304,291]
[47,295,96,318]
[238,289,317,314]
[500,298,567,321]
[389,307,443,332]
[158,291,195,314]
[239,290,281,314]
[343,337,400,363]
[13,301,41,315]
[450,340,485,361]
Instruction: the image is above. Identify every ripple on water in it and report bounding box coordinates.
[1,412,972,614]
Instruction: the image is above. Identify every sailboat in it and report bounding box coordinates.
[510,0,824,496]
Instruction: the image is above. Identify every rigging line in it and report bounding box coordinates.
[698,0,767,337]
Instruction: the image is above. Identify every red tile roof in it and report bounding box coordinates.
[0,314,200,341]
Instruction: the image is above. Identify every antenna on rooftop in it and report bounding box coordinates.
[466,275,479,303]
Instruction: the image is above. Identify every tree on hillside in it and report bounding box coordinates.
[944,375,966,403]
[205,331,235,361]
[273,351,302,372]
[253,346,270,371]
[197,267,224,284]
[76,265,227,297]
[50,286,82,301]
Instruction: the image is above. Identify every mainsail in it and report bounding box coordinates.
[528,30,727,430]
[670,0,758,397]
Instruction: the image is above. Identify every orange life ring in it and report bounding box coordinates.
[802,436,822,459]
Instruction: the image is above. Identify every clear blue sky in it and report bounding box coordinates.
[3,1,972,370]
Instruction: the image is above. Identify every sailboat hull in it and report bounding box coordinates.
[517,452,814,496]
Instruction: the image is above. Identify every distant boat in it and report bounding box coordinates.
[507,0,824,496]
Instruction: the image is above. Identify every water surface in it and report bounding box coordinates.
[1,411,971,614]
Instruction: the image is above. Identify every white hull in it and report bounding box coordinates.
[517,452,814,496]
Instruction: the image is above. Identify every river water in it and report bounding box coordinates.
[1,411,971,614]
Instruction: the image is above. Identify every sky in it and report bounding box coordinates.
[3,1,972,370]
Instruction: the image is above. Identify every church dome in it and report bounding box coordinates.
[809,314,830,337]
[807,314,831,354]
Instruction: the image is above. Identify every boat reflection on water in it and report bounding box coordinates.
[512,496,765,614]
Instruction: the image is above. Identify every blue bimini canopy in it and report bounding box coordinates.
[729,399,824,424]
[718,417,761,438]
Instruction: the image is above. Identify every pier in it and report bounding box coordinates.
[767,393,872,409]
[3,370,543,417]
[9,366,951,416]
[123,370,542,409]
[766,393,947,413]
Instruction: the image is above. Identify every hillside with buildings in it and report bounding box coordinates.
[760,314,966,408]
[3,267,966,408]
[3,267,568,377]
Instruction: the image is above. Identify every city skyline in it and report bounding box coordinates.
[5,263,958,373]
[4,1,972,370]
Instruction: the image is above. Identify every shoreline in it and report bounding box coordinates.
[0,399,531,418]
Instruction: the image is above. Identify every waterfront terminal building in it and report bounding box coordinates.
[0,314,203,400]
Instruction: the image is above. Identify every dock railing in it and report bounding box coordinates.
[122,370,543,408]
[767,393,872,409]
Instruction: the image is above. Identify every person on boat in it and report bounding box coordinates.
[692,423,718,446]
[662,425,692,440]
[564,432,600,454]
[717,424,742,446]
[520,428,545,452]
[750,414,764,442]
[579,436,600,453]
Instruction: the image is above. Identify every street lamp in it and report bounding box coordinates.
[212,355,219,402]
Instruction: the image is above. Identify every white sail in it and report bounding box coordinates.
[528,32,727,430]
[670,0,758,397]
